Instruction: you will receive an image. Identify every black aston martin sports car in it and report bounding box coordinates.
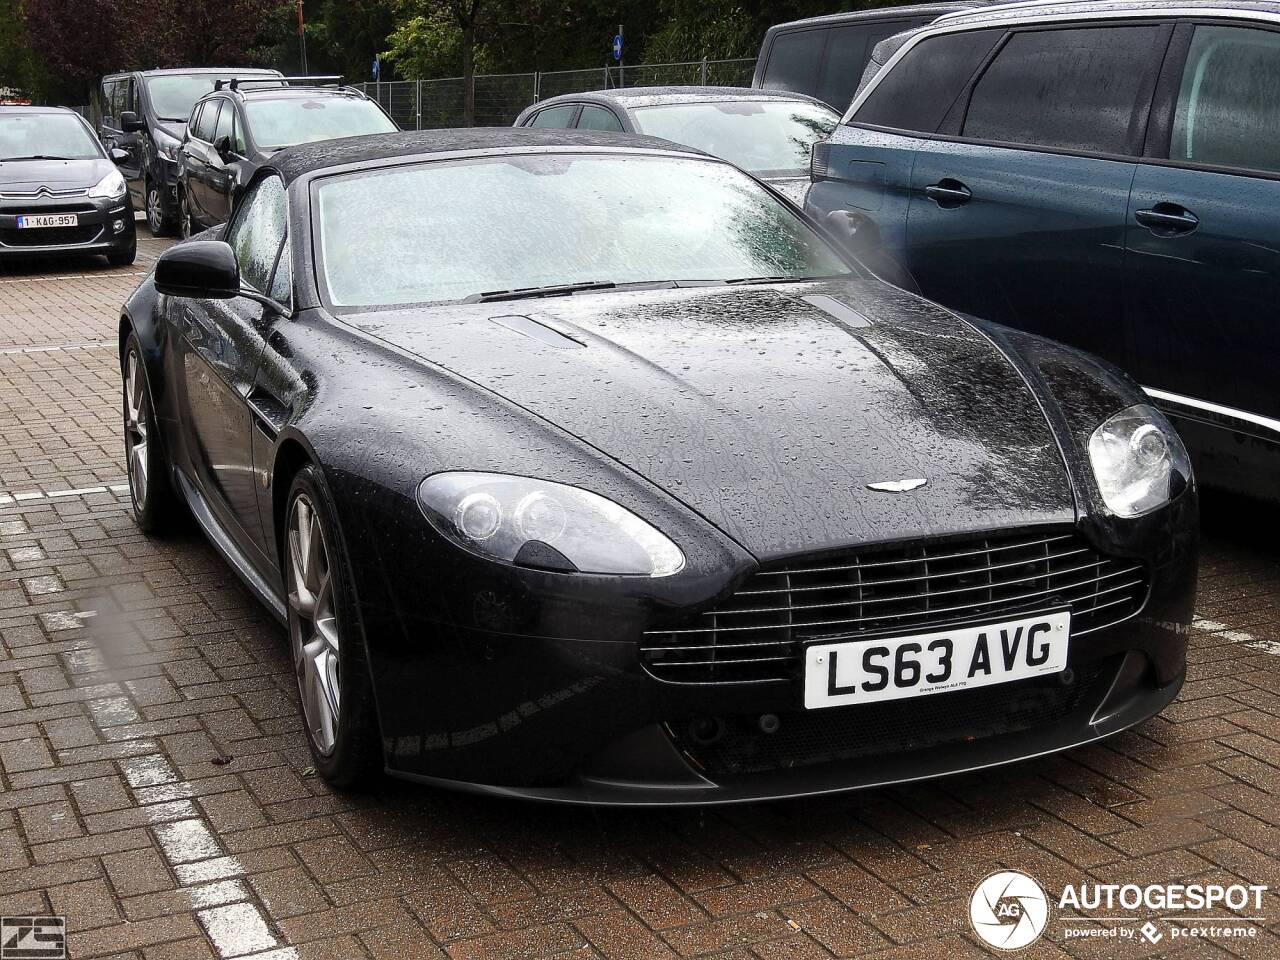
[119,128,1198,805]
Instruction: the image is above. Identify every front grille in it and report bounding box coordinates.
[667,658,1115,777]
[641,530,1147,684]
[0,224,102,247]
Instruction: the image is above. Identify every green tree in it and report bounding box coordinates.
[0,1,48,100]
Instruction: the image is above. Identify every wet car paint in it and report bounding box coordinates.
[122,130,1198,803]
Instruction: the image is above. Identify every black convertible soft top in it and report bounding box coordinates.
[269,128,701,183]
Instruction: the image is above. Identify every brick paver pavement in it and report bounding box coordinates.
[1,233,1278,959]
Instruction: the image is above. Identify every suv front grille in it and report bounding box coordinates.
[641,530,1147,684]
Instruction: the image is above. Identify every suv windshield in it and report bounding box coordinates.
[244,96,396,150]
[630,100,839,177]
[145,74,280,121]
[315,153,852,308]
[0,113,101,160]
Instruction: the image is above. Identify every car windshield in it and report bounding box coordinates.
[145,74,280,121]
[244,96,396,150]
[314,153,853,308]
[629,100,840,177]
[0,113,101,160]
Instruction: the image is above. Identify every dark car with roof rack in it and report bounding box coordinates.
[176,76,398,237]
[96,67,284,235]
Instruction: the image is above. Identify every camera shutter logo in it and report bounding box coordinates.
[970,871,1050,950]
[0,916,66,960]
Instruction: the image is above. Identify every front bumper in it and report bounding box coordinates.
[364,503,1196,805]
[0,195,135,257]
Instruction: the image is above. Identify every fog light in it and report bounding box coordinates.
[112,219,126,234]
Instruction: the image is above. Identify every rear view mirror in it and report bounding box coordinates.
[155,241,240,299]
[120,110,144,133]
[214,135,233,161]
[109,147,129,165]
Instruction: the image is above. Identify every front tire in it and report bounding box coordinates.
[122,332,178,531]
[145,178,174,236]
[107,236,137,267]
[284,465,381,788]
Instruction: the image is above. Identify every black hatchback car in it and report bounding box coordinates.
[176,80,397,237]
[1,105,137,265]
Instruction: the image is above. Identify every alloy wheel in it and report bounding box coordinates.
[124,350,149,508]
[178,192,192,239]
[146,184,164,234]
[288,494,341,756]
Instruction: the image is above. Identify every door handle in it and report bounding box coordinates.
[1135,203,1199,236]
[925,179,972,208]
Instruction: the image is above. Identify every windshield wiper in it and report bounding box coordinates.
[466,281,618,303]
[1,155,78,161]
[724,276,822,286]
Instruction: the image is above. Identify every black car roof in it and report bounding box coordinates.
[530,86,834,110]
[268,128,705,183]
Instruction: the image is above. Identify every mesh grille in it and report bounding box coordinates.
[0,224,102,247]
[668,658,1115,777]
[641,530,1147,684]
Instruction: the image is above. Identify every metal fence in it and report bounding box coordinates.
[356,58,757,130]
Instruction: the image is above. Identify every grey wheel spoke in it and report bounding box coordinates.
[124,352,149,506]
[288,493,341,758]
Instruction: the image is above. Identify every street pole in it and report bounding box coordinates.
[618,24,624,88]
[297,1,308,73]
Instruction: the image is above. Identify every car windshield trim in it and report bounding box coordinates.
[306,151,860,314]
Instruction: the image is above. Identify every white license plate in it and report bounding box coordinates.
[16,213,78,229]
[804,610,1070,710]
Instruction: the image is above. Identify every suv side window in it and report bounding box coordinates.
[576,105,624,132]
[854,29,1003,133]
[761,29,825,95]
[108,80,126,121]
[528,104,577,128]
[817,21,922,111]
[1170,25,1280,175]
[214,100,235,149]
[225,175,288,294]
[194,100,220,142]
[963,25,1166,155]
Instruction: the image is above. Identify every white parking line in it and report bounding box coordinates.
[1194,617,1280,656]
[0,341,114,356]
[0,483,129,506]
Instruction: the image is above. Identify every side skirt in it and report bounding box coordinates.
[173,468,288,624]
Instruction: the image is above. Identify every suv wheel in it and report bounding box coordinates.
[178,187,194,240]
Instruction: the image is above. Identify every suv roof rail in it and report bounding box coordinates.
[933,0,1093,22]
[280,75,345,86]
[214,76,292,91]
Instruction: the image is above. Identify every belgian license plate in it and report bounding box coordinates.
[804,610,1070,710]
[16,213,78,228]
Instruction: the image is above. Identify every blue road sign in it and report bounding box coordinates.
[612,35,623,61]
[372,56,380,80]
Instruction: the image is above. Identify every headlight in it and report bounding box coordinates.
[418,472,685,577]
[87,170,127,200]
[155,132,182,161]
[1087,404,1191,518]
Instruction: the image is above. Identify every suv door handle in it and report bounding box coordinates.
[1135,203,1199,236]
[925,179,972,208]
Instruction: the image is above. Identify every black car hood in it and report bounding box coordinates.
[0,157,112,192]
[345,280,1076,560]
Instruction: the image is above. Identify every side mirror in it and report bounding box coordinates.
[155,241,240,299]
[213,135,234,161]
[120,110,145,133]
[109,147,129,165]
